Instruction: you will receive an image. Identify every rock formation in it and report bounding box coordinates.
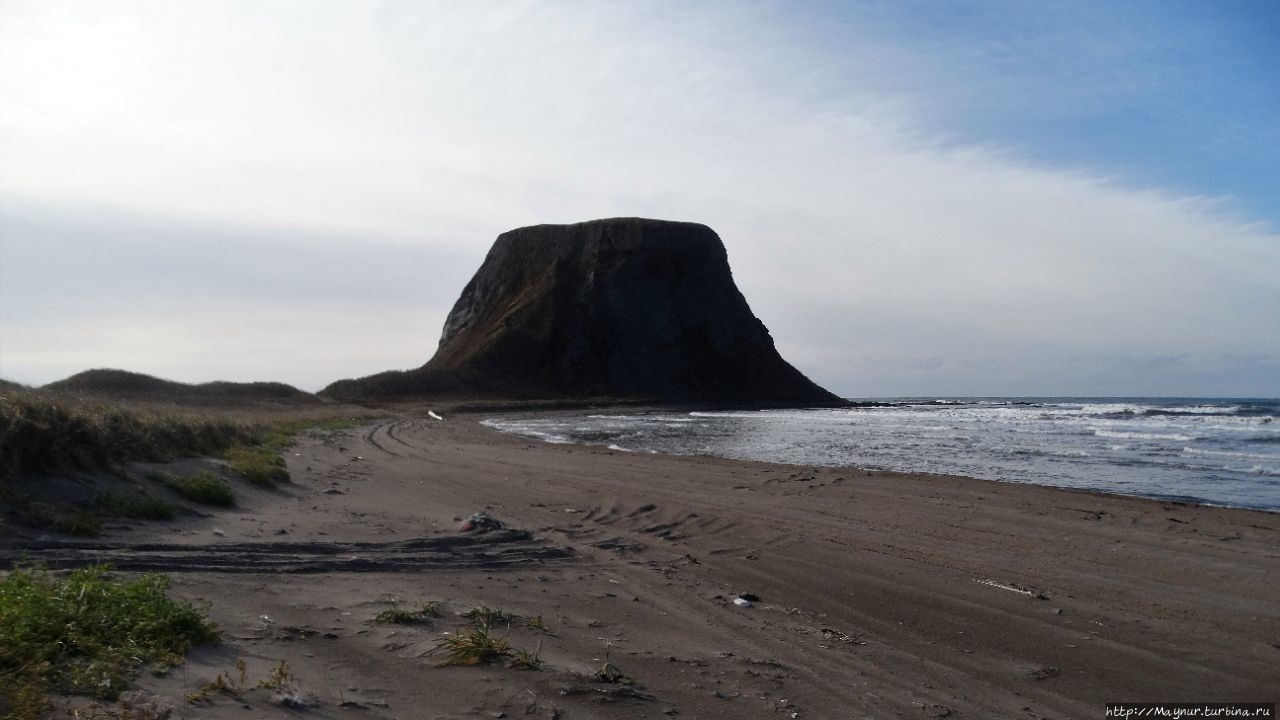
[324,218,844,406]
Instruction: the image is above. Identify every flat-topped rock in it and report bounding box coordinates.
[325,218,843,406]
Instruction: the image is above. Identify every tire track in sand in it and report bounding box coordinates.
[3,530,574,574]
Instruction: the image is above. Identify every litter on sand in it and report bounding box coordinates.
[733,597,752,608]
[428,411,445,421]
[457,512,503,533]
[975,579,1047,599]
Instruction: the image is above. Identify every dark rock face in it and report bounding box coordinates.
[326,218,843,406]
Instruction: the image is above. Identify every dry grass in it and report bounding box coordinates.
[0,391,255,481]
[0,387,378,533]
[0,387,377,482]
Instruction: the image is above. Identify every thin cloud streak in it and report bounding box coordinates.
[1,2,1276,395]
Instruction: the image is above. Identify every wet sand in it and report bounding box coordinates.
[9,412,1279,718]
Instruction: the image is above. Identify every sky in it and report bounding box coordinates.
[1,0,1277,397]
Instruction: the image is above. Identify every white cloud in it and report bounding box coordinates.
[1,1,1276,395]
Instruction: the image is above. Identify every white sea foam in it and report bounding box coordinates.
[480,419,573,444]
[1229,465,1280,477]
[1163,405,1241,415]
[1182,447,1277,462]
[1078,403,1150,415]
[1093,429,1195,442]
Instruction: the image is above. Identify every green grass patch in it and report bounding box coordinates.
[4,498,55,527]
[4,493,172,538]
[257,417,364,452]
[0,498,103,538]
[52,510,101,537]
[224,417,367,487]
[96,491,176,521]
[0,565,219,712]
[162,472,234,507]
[225,445,289,486]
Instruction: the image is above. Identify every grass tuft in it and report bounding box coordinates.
[462,605,552,634]
[0,564,219,713]
[52,510,102,537]
[161,472,235,507]
[187,671,237,704]
[373,601,443,625]
[255,660,297,691]
[462,605,520,627]
[434,623,512,667]
[432,608,548,671]
[507,640,544,671]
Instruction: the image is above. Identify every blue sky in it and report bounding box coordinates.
[849,0,1280,220]
[1,1,1277,396]
[797,0,1280,221]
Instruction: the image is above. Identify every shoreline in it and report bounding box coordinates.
[477,398,1280,514]
[483,409,1280,515]
[6,410,1278,718]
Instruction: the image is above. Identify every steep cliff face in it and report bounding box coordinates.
[325,218,843,406]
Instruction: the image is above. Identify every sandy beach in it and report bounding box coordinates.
[9,411,1279,719]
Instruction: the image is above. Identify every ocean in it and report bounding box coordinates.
[482,398,1280,511]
